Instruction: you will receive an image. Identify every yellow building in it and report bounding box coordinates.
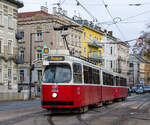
[76,21,103,65]
[135,55,150,85]
[140,62,150,85]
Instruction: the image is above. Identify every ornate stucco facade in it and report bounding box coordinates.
[0,0,23,92]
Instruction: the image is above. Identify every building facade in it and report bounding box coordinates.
[117,41,130,77]
[102,32,118,72]
[73,20,103,65]
[0,0,23,92]
[17,7,82,90]
[128,54,140,87]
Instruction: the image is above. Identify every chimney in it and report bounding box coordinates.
[108,31,113,36]
[41,6,48,13]
[53,7,57,14]
[58,7,62,13]
[62,10,67,16]
[104,29,107,33]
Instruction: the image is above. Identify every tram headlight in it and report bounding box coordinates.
[52,93,58,98]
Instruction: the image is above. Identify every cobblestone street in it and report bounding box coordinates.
[0,94,150,125]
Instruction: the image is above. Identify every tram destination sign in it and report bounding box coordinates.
[47,56,65,61]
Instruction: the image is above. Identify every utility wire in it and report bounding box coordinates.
[121,9,150,22]
[101,0,126,40]
[74,0,98,23]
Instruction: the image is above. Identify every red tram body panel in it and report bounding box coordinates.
[114,87,128,99]
[101,86,115,101]
[42,85,102,109]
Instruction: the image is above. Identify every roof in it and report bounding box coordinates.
[129,54,140,63]
[134,54,150,63]
[18,11,51,18]
[7,0,24,8]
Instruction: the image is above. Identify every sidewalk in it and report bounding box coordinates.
[0,106,44,122]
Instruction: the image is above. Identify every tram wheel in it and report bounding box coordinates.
[79,106,89,113]
[95,102,103,108]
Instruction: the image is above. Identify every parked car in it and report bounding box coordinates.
[135,87,144,94]
[131,86,137,93]
[143,85,150,93]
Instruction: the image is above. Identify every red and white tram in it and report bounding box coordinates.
[41,55,128,112]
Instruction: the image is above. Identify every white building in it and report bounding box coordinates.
[103,32,130,83]
[103,32,118,72]
[0,0,23,92]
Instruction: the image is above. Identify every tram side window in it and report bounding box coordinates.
[96,69,100,84]
[92,69,100,84]
[103,72,113,86]
[116,76,120,86]
[120,77,124,86]
[122,78,127,86]
[73,63,82,83]
[109,75,114,86]
[103,72,107,85]
[83,65,89,84]
[89,67,92,84]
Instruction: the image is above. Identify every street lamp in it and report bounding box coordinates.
[29,31,49,100]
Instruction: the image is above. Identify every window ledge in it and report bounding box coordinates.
[18,40,25,43]
[35,40,43,42]
[0,24,4,28]
[8,27,14,30]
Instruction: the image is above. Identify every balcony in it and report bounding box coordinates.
[88,39,102,48]
[0,53,18,62]
[15,56,24,64]
[88,52,103,62]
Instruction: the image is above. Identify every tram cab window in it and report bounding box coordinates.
[43,63,71,83]
[73,63,82,83]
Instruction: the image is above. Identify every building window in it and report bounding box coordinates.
[89,34,92,40]
[84,47,86,54]
[84,32,86,40]
[20,31,24,41]
[99,50,102,56]
[0,69,2,83]
[130,63,134,67]
[0,40,1,53]
[20,50,24,62]
[0,13,2,25]
[37,49,42,60]
[37,70,42,81]
[110,47,112,55]
[111,60,113,69]
[8,15,12,28]
[20,70,24,82]
[8,69,11,81]
[8,40,12,54]
[36,30,42,41]
[95,36,97,40]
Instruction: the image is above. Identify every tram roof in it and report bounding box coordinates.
[44,50,126,78]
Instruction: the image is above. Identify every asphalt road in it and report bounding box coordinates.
[0,94,150,125]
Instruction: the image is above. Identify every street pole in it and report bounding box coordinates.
[29,31,50,100]
[29,33,32,99]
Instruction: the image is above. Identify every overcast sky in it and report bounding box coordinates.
[19,0,150,44]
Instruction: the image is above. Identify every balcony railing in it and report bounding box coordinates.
[88,52,103,61]
[88,39,102,48]
[16,56,24,64]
